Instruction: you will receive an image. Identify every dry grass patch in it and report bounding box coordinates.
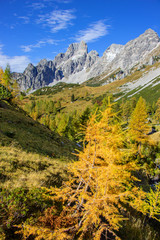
[149,131,160,144]
[0,146,69,189]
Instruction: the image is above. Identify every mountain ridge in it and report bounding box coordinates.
[13,28,160,91]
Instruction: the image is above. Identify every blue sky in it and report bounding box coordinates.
[0,0,160,72]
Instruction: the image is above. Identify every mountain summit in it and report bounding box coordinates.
[14,29,160,91]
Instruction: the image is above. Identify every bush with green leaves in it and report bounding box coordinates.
[0,187,52,238]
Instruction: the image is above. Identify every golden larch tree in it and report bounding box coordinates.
[19,103,145,240]
[128,96,150,143]
[155,98,160,123]
[1,64,12,90]
[0,67,4,84]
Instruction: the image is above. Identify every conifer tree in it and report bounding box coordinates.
[71,93,75,102]
[121,100,131,121]
[35,101,41,117]
[132,183,160,222]
[53,104,57,115]
[48,100,55,113]
[120,97,136,122]
[128,96,150,144]
[56,114,69,136]
[57,100,61,110]
[2,64,12,90]
[80,107,90,126]
[30,100,36,112]
[0,67,12,100]
[130,97,137,110]
[49,115,56,131]
[0,65,20,100]
[20,104,144,240]
[0,68,3,84]
[11,79,20,98]
[155,98,160,123]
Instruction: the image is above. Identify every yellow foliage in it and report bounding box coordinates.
[19,103,146,240]
[0,65,20,100]
[128,96,150,144]
[132,183,160,222]
[155,97,160,122]
[0,67,4,84]
[11,79,20,98]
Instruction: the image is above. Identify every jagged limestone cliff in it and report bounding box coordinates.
[14,29,160,91]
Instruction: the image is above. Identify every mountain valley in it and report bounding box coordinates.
[0,28,160,240]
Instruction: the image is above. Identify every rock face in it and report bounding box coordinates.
[16,40,99,91]
[15,61,56,91]
[103,44,124,63]
[113,28,159,70]
[15,29,160,91]
[87,29,160,80]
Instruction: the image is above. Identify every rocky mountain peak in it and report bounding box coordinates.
[87,28,160,81]
[23,63,37,76]
[103,44,124,63]
[65,41,88,59]
[79,40,88,52]
[37,59,48,66]
[143,28,159,36]
[25,63,34,70]
[85,50,99,68]
[16,29,160,91]
[116,28,160,70]
[124,28,160,51]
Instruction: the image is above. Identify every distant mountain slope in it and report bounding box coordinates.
[115,64,160,102]
[13,29,160,92]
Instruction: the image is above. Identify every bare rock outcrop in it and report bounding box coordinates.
[87,29,160,80]
[14,29,160,91]
[16,41,99,91]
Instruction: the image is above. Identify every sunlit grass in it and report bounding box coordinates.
[0,146,69,189]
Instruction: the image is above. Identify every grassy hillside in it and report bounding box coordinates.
[0,100,79,190]
[0,100,76,158]
[120,76,160,104]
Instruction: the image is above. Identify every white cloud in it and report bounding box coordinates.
[18,16,30,24]
[21,39,58,52]
[37,9,76,32]
[29,2,46,10]
[53,0,72,3]
[28,0,71,11]
[43,0,71,4]
[75,20,109,43]
[28,0,71,10]
[0,45,30,72]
